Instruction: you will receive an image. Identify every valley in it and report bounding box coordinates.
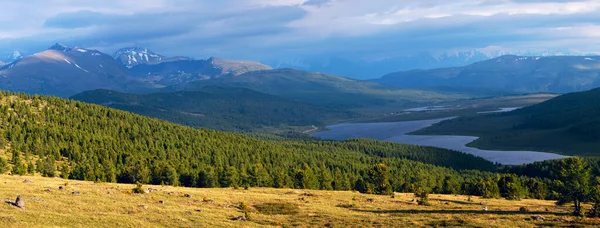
[4,2,600,226]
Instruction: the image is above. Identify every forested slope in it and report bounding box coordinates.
[71,87,358,131]
[0,91,555,199]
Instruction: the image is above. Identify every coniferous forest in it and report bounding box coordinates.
[1,90,600,212]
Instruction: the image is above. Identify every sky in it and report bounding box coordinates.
[1,0,600,61]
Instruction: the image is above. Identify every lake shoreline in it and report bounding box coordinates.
[312,118,565,165]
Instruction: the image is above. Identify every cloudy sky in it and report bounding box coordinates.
[1,0,600,61]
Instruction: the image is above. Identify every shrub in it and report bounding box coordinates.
[132,182,145,194]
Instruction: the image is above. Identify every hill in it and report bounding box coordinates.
[414,87,600,155]
[71,87,358,131]
[0,44,149,97]
[1,175,594,227]
[0,90,504,194]
[168,68,468,108]
[374,55,600,94]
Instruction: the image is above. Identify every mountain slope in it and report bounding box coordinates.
[128,57,272,86]
[0,44,149,97]
[168,68,467,108]
[374,55,600,93]
[71,87,358,131]
[0,90,501,194]
[414,87,600,155]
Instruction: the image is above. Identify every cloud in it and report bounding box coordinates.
[1,0,600,61]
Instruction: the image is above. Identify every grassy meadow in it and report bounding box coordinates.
[1,175,599,227]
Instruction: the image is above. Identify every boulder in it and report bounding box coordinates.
[15,195,24,209]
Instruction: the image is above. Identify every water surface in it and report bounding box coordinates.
[312,118,565,165]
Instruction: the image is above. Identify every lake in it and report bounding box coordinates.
[312,118,565,165]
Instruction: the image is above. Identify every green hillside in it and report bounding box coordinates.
[168,68,470,108]
[71,87,358,131]
[0,91,506,195]
[414,87,600,155]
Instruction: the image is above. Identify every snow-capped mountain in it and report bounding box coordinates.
[2,51,24,64]
[0,44,149,97]
[113,47,192,68]
[266,49,598,79]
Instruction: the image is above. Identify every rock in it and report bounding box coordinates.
[301,192,314,197]
[14,195,24,209]
[231,216,247,221]
[139,204,148,209]
[158,200,164,204]
[531,215,544,221]
[146,188,158,193]
[366,198,375,202]
[72,191,81,195]
[23,179,33,184]
[184,194,192,198]
[58,186,64,190]
[483,206,488,211]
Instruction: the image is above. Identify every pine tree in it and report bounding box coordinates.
[554,157,591,216]
[366,163,392,195]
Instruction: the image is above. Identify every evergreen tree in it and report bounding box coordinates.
[554,157,592,216]
[366,163,392,195]
[498,174,522,200]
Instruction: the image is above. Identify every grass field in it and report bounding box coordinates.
[1,175,599,227]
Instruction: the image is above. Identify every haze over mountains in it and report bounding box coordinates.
[268,50,597,79]
[374,55,600,94]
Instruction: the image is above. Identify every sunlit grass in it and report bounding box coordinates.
[1,175,598,227]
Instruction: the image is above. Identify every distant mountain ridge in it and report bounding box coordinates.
[373,55,600,93]
[128,56,273,86]
[267,50,597,79]
[167,68,468,108]
[0,43,149,97]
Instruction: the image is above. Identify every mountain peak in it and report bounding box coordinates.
[48,43,71,52]
[113,47,166,68]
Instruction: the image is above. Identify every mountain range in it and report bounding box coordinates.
[0,44,146,97]
[267,50,596,79]
[0,44,468,110]
[373,55,600,94]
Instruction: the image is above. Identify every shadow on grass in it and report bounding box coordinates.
[352,208,569,216]
[433,199,482,205]
[4,200,17,207]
